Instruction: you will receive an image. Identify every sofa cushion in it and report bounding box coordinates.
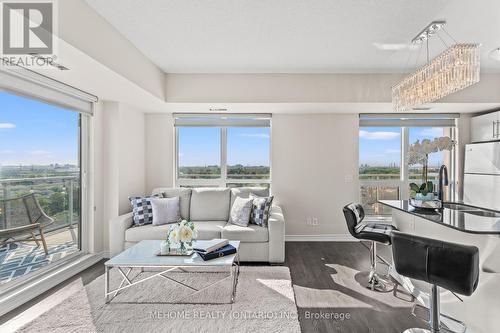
[221,224,269,243]
[125,221,226,242]
[191,221,226,239]
[190,188,230,221]
[152,188,192,220]
[230,187,269,208]
[125,223,171,242]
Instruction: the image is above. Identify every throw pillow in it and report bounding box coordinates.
[151,197,181,226]
[129,195,161,226]
[250,194,274,227]
[229,196,254,227]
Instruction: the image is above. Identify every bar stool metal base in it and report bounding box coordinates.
[410,304,466,333]
[404,285,465,333]
[358,270,395,292]
[361,241,395,293]
[403,328,455,333]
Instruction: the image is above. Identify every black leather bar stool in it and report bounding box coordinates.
[391,231,480,333]
[343,203,397,292]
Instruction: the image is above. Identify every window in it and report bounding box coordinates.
[359,114,457,218]
[359,127,402,216]
[408,127,453,184]
[227,127,270,181]
[178,127,221,180]
[175,114,271,188]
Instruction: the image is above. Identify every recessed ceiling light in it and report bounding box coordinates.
[373,43,409,51]
[489,48,500,61]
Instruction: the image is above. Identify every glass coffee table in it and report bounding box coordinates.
[104,240,240,304]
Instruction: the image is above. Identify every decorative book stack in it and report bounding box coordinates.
[193,239,237,261]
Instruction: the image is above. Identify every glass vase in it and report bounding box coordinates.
[179,241,193,254]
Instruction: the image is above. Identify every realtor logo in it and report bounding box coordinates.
[0,0,58,67]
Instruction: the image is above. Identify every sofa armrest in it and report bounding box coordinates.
[268,205,285,263]
[109,212,133,257]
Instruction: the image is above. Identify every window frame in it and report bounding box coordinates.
[175,126,272,188]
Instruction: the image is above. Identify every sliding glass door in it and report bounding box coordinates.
[0,91,82,287]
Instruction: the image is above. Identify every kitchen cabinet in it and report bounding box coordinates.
[471,111,500,143]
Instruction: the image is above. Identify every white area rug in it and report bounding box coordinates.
[16,266,300,333]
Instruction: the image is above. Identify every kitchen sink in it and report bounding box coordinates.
[459,210,500,218]
[442,202,500,218]
[442,203,474,211]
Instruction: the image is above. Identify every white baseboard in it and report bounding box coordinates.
[0,252,106,317]
[285,234,358,242]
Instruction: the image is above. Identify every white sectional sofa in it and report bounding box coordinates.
[109,187,285,263]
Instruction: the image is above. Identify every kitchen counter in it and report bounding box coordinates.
[377,200,500,333]
[378,200,500,235]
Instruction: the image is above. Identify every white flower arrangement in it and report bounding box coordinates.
[166,220,197,252]
[407,136,455,166]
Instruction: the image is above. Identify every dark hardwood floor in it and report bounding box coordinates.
[1,242,425,332]
[285,242,424,333]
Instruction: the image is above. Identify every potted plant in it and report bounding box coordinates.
[408,136,455,201]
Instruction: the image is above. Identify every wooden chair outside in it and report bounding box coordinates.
[0,193,54,255]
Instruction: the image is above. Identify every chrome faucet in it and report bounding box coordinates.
[438,165,449,201]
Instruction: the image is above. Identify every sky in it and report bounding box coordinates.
[0,91,79,165]
[179,127,270,166]
[359,127,446,167]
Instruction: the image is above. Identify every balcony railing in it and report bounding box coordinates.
[0,175,80,234]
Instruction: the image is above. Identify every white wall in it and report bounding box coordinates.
[94,102,147,253]
[272,114,360,236]
[143,112,360,237]
[165,73,500,104]
[145,114,175,193]
[118,104,146,214]
[59,0,165,100]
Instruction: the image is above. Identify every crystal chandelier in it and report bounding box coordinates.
[392,22,481,111]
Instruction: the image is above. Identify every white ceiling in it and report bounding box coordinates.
[86,0,500,74]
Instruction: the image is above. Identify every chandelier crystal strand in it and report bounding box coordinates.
[392,43,480,111]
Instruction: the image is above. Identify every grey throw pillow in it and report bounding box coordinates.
[150,197,181,226]
[250,194,274,227]
[229,196,254,227]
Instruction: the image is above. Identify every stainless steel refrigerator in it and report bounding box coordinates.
[464,141,500,211]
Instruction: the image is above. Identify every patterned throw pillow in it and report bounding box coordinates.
[249,194,274,227]
[129,195,161,226]
[229,197,254,227]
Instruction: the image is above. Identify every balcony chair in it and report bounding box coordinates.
[0,193,54,255]
[343,203,397,292]
[391,231,479,333]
